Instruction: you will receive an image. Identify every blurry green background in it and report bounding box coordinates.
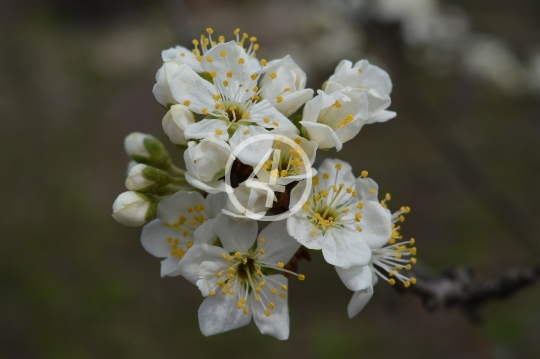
[1,0,540,358]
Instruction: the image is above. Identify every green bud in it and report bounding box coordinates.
[124,132,172,170]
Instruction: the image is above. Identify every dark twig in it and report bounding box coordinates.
[394,263,540,323]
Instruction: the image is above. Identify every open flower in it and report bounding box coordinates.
[300,88,368,151]
[178,217,303,339]
[141,191,227,277]
[326,59,396,124]
[338,196,417,318]
[287,158,392,268]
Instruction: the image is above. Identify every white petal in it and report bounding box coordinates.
[272,89,314,117]
[212,213,257,253]
[162,45,203,72]
[193,219,216,245]
[157,191,207,224]
[140,219,194,259]
[177,244,227,284]
[320,229,371,268]
[258,220,300,264]
[335,265,373,291]
[152,61,182,107]
[169,64,217,113]
[198,291,252,336]
[184,119,230,141]
[334,118,364,144]
[185,173,226,194]
[201,41,254,99]
[354,177,379,201]
[286,212,323,250]
[251,275,290,340]
[162,105,196,145]
[249,100,299,133]
[347,286,374,318]
[317,158,356,188]
[229,125,274,166]
[367,110,396,124]
[353,60,392,94]
[160,257,181,277]
[356,201,392,250]
[300,121,343,150]
[206,192,229,218]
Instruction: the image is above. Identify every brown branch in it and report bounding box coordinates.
[394,263,540,323]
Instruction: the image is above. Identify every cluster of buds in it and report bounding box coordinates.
[112,27,417,340]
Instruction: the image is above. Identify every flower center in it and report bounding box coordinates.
[163,204,207,259]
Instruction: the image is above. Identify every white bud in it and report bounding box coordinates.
[162,105,195,146]
[126,160,138,176]
[112,191,156,227]
[125,164,154,191]
[124,132,171,169]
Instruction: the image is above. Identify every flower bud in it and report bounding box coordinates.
[162,105,195,146]
[124,132,171,170]
[112,191,157,227]
[125,164,171,192]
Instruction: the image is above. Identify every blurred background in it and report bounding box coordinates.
[1,0,540,358]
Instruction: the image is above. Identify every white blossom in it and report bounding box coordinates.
[300,88,369,151]
[326,59,396,124]
[258,55,314,117]
[141,191,227,277]
[178,218,303,339]
[287,158,391,268]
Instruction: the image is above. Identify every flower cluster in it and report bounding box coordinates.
[112,28,416,340]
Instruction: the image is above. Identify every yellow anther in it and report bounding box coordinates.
[264,310,271,317]
[410,247,417,255]
[270,288,277,294]
[263,117,270,123]
[209,291,216,296]
[237,301,244,308]
[216,271,222,278]
[356,226,363,232]
[410,238,415,245]
[218,36,225,43]
[226,71,233,78]
[389,278,396,285]
[278,262,284,268]
[268,302,275,309]
[256,270,262,276]
[334,100,342,108]
[186,241,194,248]
[254,295,261,302]
[212,94,220,100]
[234,28,240,35]
[249,36,257,42]
[201,108,209,115]
[273,121,279,127]
[238,58,245,64]
[411,257,417,264]
[215,129,223,135]
[355,212,362,219]
[206,56,213,63]
[389,270,395,277]
[395,253,402,259]
[251,74,257,80]
[279,293,286,299]
[235,252,242,258]
[255,287,261,294]
[385,193,391,201]
[223,80,229,87]
[369,189,376,194]
[228,289,234,295]
[323,173,330,180]
[208,71,217,79]
[276,96,283,103]
[356,202,364,209]
[243,307,249,315]
[220,50,227,57]
[228,267,235,273]
[310,230,317,237]
[259,281,265,287]
[406,264,412,270]
[243,129,250,135]
[196,55,202,62]
[352,190,357,196]
[260,59,267,66]
[396,265,403,270]
[253,44,259,51]
[314,195,321,202]
[183,100,191,106]
[298,274,305,281]
[284,87,291,92]
[410,277,417,285]
[258,248,265,255]
[242,112,250,119]
[192,39,199,46]
[335,163,342,170]
[270,72,277,79]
